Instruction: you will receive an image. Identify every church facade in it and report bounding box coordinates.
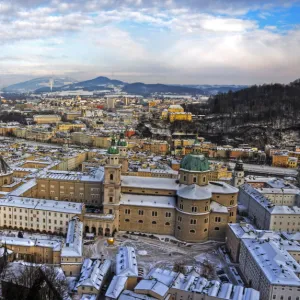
[97,139,239,243]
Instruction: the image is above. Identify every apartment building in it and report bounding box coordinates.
[36,169,104,205]
[238,184,300,231]
[0,196,84,234]
[239,238,300,300]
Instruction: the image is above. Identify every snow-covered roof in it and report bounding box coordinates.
[177,184,211,200]
[121,176,179,191]
[171,271,260,300]
[116,247,138,277]
[61,218,83,257]
[242,239,300,286]
[105,276,128,299]
[119,290,156,300]
[228,223,280,240]
[38,168,104,182]
[210,201,228,213]
[1,236,61,250]
[281,231,300,242]
[76,259,111,291]
[0,196,83,214]
[146,268,178,287]
[208,181,239,194]
[120,194,175,209]
[240,184,300,215]
[9,179,37,196]
[134,279,169,298]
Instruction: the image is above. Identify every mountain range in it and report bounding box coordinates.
[2,76,247,96]
[2,77,77,93]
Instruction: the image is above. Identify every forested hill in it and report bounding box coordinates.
[208,81,300,124]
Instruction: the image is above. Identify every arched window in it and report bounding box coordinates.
[3,179,7,185]
[193,177,197,183]
[110,174,114,181]
[230,200,234,205]
[152,221,157,224]
[203,177,206,182]
[165,222,170,226]
[190,229,196,233]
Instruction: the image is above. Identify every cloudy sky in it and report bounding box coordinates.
[0,0,300,86]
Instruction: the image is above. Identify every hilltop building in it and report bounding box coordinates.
[161,105,192,123]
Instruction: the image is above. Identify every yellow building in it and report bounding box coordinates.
[56,123,86,132]
[272,152,289,167]
[161,105,192,123]
[288,157,298,168]
[168,104,184,113]
[33,115,61,124]
[169,112,192,123]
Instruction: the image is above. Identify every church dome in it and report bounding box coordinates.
[117,132,127,147]
[107,146,119,155]
[180,154,210,172]
[107,137,119,155]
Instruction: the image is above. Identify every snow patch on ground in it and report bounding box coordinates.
[138,250,148,256]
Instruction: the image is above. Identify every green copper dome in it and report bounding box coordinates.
[107,146,119,155]
[117,132,127,147]
[180,154,210,172]
[108,137,120,155]
[117,140,127,147]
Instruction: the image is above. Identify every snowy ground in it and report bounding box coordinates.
[82,234,239,282]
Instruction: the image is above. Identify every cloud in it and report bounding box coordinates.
[0,0,299,85]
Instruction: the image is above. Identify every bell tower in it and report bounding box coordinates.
[103,137,122,227]
[232,158,244,187]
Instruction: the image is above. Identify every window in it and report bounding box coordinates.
[165,222,170,226]
[190,219,196,225]
[138,210,144,215]
[230,200,234,205]
[110,174,114,181]
[191,206,197,213]
[109,209,113,214]
[179,204,183,210]
[193,177,197,183]
[138,220,143,223]
[152,221,157,224]
[183,175,186,181]
[125,209,131,215]
[190,230,196,233]
[109,196,113,203]
[178,216,182,222]
[203,177,206,182]
[165,212,171,217]
[177,226,181,230]
[205,206,208,211]
[230,212,234,217]
[125,219,130,222]
[215,217,221,222]
[204,218,208,223]
[152,211,158,217]
[215,227,220,230]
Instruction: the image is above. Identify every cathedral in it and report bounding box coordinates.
[95,139,239,243]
